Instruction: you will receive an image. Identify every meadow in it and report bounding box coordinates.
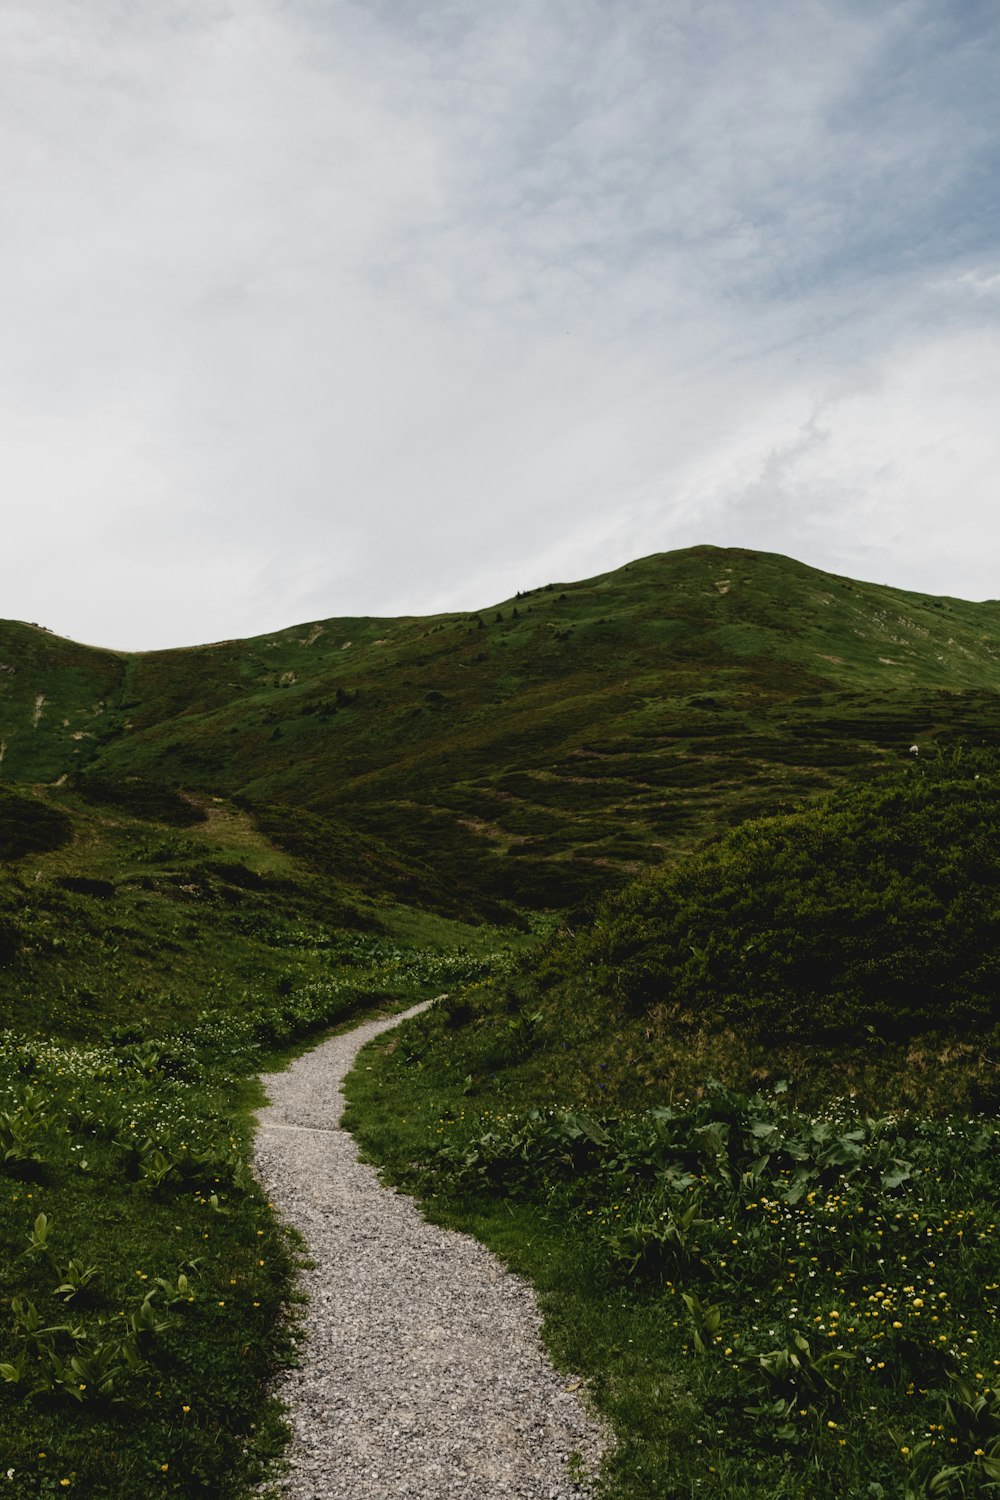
[3,546,1000,1496]
[0,780,521,1494]
[0,937,520,1496]
[348,1048,1000,1498]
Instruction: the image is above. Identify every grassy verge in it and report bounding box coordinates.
[0,1029,292,1495]
[0,935,522,1497]
[345,1004,1000,1500]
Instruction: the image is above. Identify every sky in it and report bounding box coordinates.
[2,0,999,649]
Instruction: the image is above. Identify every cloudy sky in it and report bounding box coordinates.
[2,0,999,649]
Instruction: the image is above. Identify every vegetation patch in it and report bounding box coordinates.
[72,776,207,828]
[575,751,1000,1045]
[0,1027,292,1497]
[346,1014,1000,1499]
[343,749,1000,1496]
[0,942,519,1496]
[0,786,73,862]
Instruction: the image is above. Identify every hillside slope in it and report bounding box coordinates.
[4,545,1000,906]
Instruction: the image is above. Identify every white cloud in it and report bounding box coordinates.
[1,0,999,645]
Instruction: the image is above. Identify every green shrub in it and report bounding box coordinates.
[579,752,1000,1043]
[53,875,116,899]
[0,785,73,860]
[0,913,21,965]
[72,775,206,826]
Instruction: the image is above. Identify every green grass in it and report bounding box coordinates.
[0,787,366,1038]
[388,755,1000,1123]
[345,1014,1000,1500]
[0,782,527,1494]
[0,1031,294,1497]
[0,943,523,1496]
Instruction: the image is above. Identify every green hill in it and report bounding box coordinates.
[346,753,1000,1500]
[4,545,1000,1500]
[5,545,1000,910]
[0,776,522,1039]
[394,750,1000,1117]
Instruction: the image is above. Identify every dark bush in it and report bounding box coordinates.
[54,874,117,898]
[0,912,21,964]
[203,861,291,892]
[0,784,73,860]
[72,775,206,826]
[480,854,617,910]
[578,752,1000,1044]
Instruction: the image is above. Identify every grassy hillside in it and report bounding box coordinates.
[346,754,1000,1498]
[5,545,1000,908]
[375,752,1000,1120]
[0,780,524,1040]
[0,780,525,1496]
[4,546,1000,1497]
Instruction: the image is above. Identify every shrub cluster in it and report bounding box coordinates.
[0,785,73,861]
[575,752,1000,1043]
[72,774,207,827]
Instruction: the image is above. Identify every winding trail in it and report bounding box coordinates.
[253,1001,605,1500]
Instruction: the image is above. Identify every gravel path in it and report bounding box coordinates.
[253,1001,606,1500]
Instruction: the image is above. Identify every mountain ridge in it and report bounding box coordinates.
[4,544,1000,908]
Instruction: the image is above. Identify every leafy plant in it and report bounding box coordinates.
[52,1258,101,1303]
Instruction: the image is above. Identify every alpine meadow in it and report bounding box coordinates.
[2,543,1000,1498]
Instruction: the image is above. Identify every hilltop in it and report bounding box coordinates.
[4,544,1000,908]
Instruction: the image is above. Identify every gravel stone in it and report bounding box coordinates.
[253,1001,607,1499]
